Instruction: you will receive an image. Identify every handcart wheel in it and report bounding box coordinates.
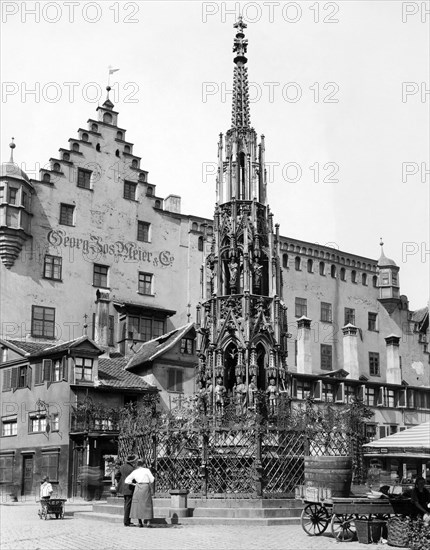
[301,503,330,536]
[330,514,357,542]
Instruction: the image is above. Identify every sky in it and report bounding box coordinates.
[1,0,429,309]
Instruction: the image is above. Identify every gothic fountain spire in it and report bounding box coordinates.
[231,16,250,129]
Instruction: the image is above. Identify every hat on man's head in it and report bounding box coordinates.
[126,454,137,463]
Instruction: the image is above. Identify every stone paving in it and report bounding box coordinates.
[0,501,403,550]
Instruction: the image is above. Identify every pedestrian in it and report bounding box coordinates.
[411,476,430,519]
[115,454,137,526]
[40,476,53,501]
[124,459,155,528]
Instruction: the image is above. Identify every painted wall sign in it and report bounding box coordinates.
[47,229,174,267]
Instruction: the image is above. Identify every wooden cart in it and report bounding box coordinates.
[38,498,67,520]
[300,496,412,542]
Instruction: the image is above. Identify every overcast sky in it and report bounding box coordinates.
[1,1,429,309]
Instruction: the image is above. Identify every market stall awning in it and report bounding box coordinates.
[363,422,430,456]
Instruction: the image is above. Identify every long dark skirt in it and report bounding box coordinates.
[130,483,153,520]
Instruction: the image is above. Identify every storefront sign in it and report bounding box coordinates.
[47,229,174,267]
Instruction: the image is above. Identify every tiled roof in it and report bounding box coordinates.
[411,307,428,324]
[98,357,155,390]
[29,336,103,358]
[7,340,52,355]
[126,324,195,370]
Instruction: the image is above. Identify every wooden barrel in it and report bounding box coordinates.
[304,456,353,497]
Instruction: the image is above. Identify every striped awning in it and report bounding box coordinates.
[363,422,430,455]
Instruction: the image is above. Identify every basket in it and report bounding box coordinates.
[355,519,386,544]
[387,516,410,548]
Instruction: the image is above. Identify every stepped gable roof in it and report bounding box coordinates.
[126,324,195,370]
[98,357,155,390]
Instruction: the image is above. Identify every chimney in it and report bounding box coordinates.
[385,334,401,384]
[94,289,110,349]
[297,316,312,374]
[342,324,359,379]
[164,194,181,214]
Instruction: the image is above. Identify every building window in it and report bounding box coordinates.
[116,131,123,140]
[1,416,17,436]
[29,414,47,433]
[131,159,138,168]
[41,452,59,482]
[372,275,378,288]
[0,455,13,482]
[362,273,368,285]
[127,316,165,342]
[331,265,336,278]
[321,302,332,323]
[93,264,109,288]
[385,388,396,408]
[53,162,62,171]
[295,297,307,318]
[82,132,89,142]
[59,203,75,226]
[319,261,325,276]
[32,306,55,338]
[21,191,29,209]
[296,379,312,400]
[180,338,194,354]
[74,357,94,382]
[167,368,183,392]
[0,186,4,202]
[295,256,301,270]
[2,366,31,391]
[72,143,80,152]
[103,112,113,124]
[340,267,346,281]
[392,272,398,285]
[154,200,161,209]
[77,168,92,189]
[368,312,378,331]
[345,385,357,403]
[138,272,153,295]
[43,255,62,280]
[35,358,67,385]
[365,423,377,441]
[307,259,313,273]
[8,187,18,204]
[198,236,204,251]
[191,222,198,232]
[321,344,332,370]
[96,144,101,152]
[91,123,98,132]
[139,172,146,182]
[43,173,51,183]
[137,221,150,242]
[51,414,60,432]
[282,254,288,268]
[351,270,357,283]
[123,181,136,200]
[0,347,7,363]
[344,308,355,326]
[365,387,376,406]
[147,186,154,196]
[381,272,389,285]
[369,352,380,376]
[124,145,131,153]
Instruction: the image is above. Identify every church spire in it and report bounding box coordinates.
[231,16,250,129]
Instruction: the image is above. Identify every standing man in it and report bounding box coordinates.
[115,454,137,526]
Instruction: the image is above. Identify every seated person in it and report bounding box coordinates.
[410,477,430,518]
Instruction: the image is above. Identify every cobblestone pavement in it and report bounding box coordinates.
[1,502,401,550]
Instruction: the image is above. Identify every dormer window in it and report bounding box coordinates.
[74,357,94,382]
[63,152,70,161]
[103,112,113,124]
[146,186,153,196]
[81,133,89,142]
[53,162,61,172]
[131,159,138,169]
[124,145,131,153]
[116,131,123,140]
[43,173,51,183]
[72,143,80,152]
[91,123,98,132]
[139,172,146,182]
[154,200,161,209]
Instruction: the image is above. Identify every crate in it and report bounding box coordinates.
[295,485,332,502]
[355,519,386,544]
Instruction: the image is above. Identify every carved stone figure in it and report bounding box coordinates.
[229,258,238,285]
[248,375,257,409]
[253,260,262,287]
[233,375,246,415]
[266,378,279,416]
[214,376,226,415]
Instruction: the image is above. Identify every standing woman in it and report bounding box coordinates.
[124,459,155,527]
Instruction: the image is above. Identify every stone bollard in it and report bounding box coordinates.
[169,489,189,521]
